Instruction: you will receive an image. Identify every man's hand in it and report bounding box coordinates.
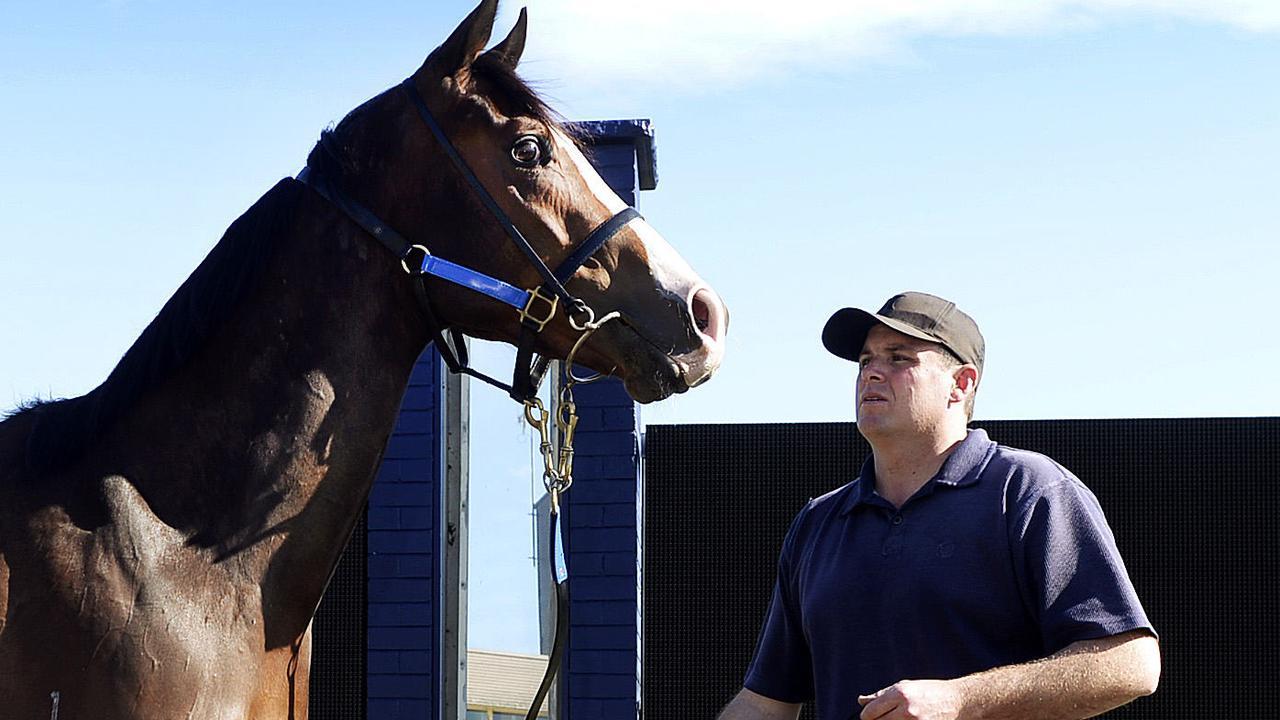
[854,633,1159,720]
[857,679,962,720]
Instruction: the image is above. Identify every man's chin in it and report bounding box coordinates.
[855,415,894,440]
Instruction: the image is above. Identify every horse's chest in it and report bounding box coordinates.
[11,491,270,718]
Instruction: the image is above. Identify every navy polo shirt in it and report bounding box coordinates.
[744,429,1154,719]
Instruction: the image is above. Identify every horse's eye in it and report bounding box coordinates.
[510,135,546,168]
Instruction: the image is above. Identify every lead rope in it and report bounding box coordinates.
[522,307,621,720]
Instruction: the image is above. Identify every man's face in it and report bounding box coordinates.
[855,324,961,440]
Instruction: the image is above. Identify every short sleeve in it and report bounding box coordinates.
[743,508,815,703]
[1012,472,1155,653]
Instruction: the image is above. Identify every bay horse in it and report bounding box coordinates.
[0,2,727,718]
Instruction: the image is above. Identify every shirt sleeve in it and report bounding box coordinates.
[743,506,815,704]
[1012,469,1156,654]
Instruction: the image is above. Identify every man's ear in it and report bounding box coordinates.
[421,0,498,80]
[951,366,979,403]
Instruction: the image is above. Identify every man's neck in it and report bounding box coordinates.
[870,425,969,508]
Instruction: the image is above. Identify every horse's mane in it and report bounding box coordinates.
[470,53,567,131]
[13,178,305,473]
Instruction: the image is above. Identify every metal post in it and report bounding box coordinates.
[442,356,470,720]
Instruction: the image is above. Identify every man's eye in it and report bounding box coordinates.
[510,135,546,167]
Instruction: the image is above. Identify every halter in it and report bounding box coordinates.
[298,76,638,720]
[299,77,640,403]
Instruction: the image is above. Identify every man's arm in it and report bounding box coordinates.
[719,688,803,720]
[857,630,1160,720]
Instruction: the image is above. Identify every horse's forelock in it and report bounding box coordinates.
[467,52,566,133]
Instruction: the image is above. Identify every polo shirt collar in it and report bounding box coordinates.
[841,428,995,514]
[935,428,995,487]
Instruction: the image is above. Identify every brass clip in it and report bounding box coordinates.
[519,287,560,332]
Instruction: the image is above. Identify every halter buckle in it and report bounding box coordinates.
[519,286,560,332]
[400,244,431,275]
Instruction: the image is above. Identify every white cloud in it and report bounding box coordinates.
[500,0,1280,91]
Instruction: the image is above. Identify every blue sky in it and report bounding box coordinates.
[3,1,1277,654]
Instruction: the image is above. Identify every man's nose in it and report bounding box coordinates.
[859,362,886,383]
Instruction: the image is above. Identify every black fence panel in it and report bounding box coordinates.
[311,509,369,720]
[643,418,1280,719]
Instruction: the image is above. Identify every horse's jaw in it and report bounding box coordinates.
[602,326,724,405]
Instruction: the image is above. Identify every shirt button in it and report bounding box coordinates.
[892,514,903,525]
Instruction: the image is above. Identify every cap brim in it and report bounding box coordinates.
[822,307,946,361]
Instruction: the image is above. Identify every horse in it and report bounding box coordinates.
[0,2,728,718]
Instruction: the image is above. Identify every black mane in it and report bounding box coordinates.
[14,179,305,473]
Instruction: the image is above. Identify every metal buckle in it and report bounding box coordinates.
[400,244,431,275]
[568,303,596,332]
[519,287,559,332]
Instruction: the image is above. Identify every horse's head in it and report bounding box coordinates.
[323,0,726,403]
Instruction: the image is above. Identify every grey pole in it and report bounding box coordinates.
[442,353,470,720]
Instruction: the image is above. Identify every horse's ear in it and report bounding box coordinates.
[423,0,499,77]
[482,7,527,69]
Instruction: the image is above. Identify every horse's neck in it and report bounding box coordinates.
[116,199,429,639]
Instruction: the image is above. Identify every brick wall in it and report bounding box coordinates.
[562,379,642,720]
[367,351,443,720]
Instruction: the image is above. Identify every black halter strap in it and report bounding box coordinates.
[298,78,642,401]
[401,77,638,312]
[295,165,522,397]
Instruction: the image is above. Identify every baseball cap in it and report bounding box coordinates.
[822,291,985,372]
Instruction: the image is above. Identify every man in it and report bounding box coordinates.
[719,292,1160,720]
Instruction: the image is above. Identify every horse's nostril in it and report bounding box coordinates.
[693,296,711,332]
[690,287,724,343]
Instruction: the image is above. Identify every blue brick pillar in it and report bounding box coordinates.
[556,118,654,720]
[367,350,444,720]
[561,379,642,720]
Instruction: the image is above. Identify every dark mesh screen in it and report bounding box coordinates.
[310,508,368,720]
[643,418,1280,719]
